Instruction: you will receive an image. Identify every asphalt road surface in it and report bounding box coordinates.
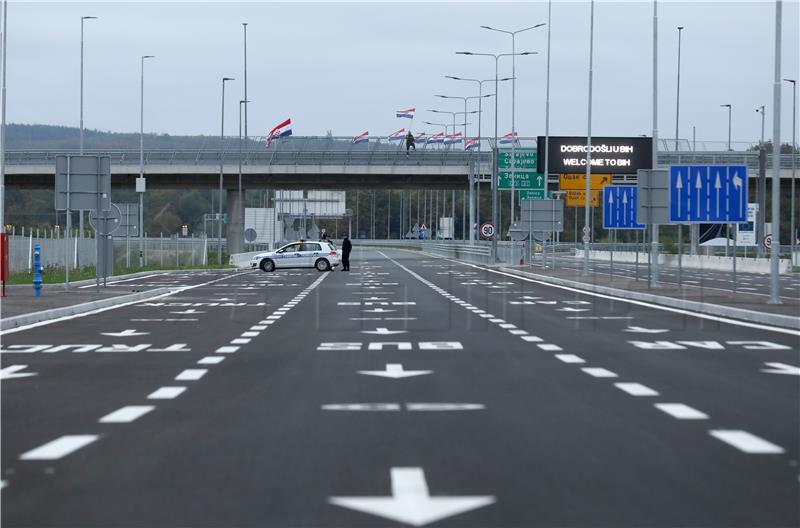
[2,249,798,527]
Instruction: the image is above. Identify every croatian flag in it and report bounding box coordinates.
[464,137,479,150]
[396,108,415,119]
[388,128,405,141]
[352,131,369,144]
[267,118,292,145]
[499,131,518,145]
[444,132,463,145]
[428,132,444,144]
[415,132,427,141]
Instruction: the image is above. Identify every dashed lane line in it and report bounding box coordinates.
[654,403,710,420]
[99,405,156,423]
[148,387,187,399]
[20,435,100,460]
[709,430,786,454]
[614,382,659,397]
[175,369,207,381]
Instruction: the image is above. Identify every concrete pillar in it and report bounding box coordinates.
[226,190,245,255]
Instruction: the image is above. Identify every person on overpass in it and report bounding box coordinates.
[341,236,352,271]
[405,131,416,153]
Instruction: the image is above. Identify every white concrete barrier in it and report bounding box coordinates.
[229,251,262,269]
[574,250,791,274]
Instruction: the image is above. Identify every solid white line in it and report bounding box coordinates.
[538,344,563,351]
[555,354,585,364]
[198,356,225,365]
[614,382,659,396]
[20,435,99,460]
[709,430,785,454]
[581,367,618,378]
[99,405,155,423]
[521,335,544,342]
[654,403,709,420]
[175,369,207,381]
[148,386,186,399]
[215,346,239,353]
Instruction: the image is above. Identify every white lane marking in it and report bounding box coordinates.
[322,403,401,411]
[250,325,267,331]
[760,362,800,375]
[521,336,544,342]
[0,365,39,380]
[99,405,155,423]
[624,326,669,334]
[20,435,100,460]
[614,382,659,396]
[499,323,517,329]
[175,369,207,381]
[266,315,281,319]
[537,344,563,351]
[709,430,785,454]
[148,386,186,399]
[230,338,251,344]
[240,332,260,337]
[406,403,485,411]
[2,272,254,336]
[508,329,528,335]
[479,314,493,318]
[654,403,709,420]
[215,346,239,353]
[264,320,276,325]
[555,354,585,364]
[78,273,164,288]
[358,364,433,379]
[198,356,226,365]
[581,367,618,378]
[490,319,505,323]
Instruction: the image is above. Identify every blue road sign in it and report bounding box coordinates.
[602,185,646,229]
[669,165,747,223]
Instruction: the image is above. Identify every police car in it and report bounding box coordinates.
[250,240,341,272]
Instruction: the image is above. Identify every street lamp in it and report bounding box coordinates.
[138,54,154,268]
[79,15,97,239]
[218,76,234,266]
[428,108,479,134]
[755,105,765,145]
[720,104,732,150]
[456,50,537,261]
[434,94,494,141]
[421,120,449,136]
[482,24,545,222]
[674,26,684,151]
[238,98,250,252]
[784,78,796,265]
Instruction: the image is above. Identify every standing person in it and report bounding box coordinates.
[341,236,352,271]
[405,131,415,153]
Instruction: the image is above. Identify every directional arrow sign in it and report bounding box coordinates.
[669,165,747,223]
[623,326,669,334]
[602,186,645,229]
[328,467,495,526]
[1,365,39,380]
[360,328,408,335]
[760,362,800,376]
[358,364,433,379]
[101,329,150,337]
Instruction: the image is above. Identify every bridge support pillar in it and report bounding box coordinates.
[226,190,245,255]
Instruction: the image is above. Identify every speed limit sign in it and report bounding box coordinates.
[480,222,496,239]
[762,234,772,250]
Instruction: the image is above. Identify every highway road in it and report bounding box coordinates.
[536,252,800,300]
[1,249,798,527]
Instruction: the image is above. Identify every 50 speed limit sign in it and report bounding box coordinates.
[480,222,496,239]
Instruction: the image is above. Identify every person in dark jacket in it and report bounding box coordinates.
[405,131,415,152]
[341,236,352,271]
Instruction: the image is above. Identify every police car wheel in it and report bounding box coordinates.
[315,258,330,272]
[260,259,275,272]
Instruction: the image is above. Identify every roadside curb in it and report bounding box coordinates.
[0,287,176,331]
[498,267,800,330]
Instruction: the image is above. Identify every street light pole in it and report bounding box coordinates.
[651,0,660,287]
[756,105,765,145]
[675,26,684,151]
[238,99,249,251]
[721,104,732,150]
[242,23,248,249]
[768,0,782,304]
[138,55,154,268]
[218,77,234,266]
[583,0,596,276]
[0,0,7,243]
[784,78,796,265]
[79,15,97,239]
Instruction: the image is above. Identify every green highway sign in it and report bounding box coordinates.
[498,170,545,191]
[497,147,537,170]
[519,190,552,202]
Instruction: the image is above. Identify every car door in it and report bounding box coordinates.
[275,243,302,268]
[300,242,322,267]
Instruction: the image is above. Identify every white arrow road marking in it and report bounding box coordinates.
[360,328,408,335]
[0,365,38,380]
[328,467,496,526]
[358,364,432,379]
[101,329,149,337]
[623,326,669,334]
[760,362,800,376]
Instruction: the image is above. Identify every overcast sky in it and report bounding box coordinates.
[7,1,799,146]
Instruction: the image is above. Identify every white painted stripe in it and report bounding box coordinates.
[614,382,659,396]
[581,367,618,378]
[230,338,251,344]
[266,315,281,319]
[709,430,785,454]
[508,329,528,335]
[321,403,401,411]
[406,403,485,411]
[198,356,225,365]
[250,325,267,331]
[240,332,260,337]
[489,318,505,323]
[175,369,207,381]
[499,323,517,329]
[521,335,544,342]
[148,386,186,399]
[538,344,563,351]
[99,405,155,423]
[555,354,585,364]
[654,403,709,420]
[215,346,239,353]
[264,320,277,325]
[20,435,99,460]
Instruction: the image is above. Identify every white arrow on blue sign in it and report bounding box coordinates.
[602,185,646,230]
[669,165,747,223]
